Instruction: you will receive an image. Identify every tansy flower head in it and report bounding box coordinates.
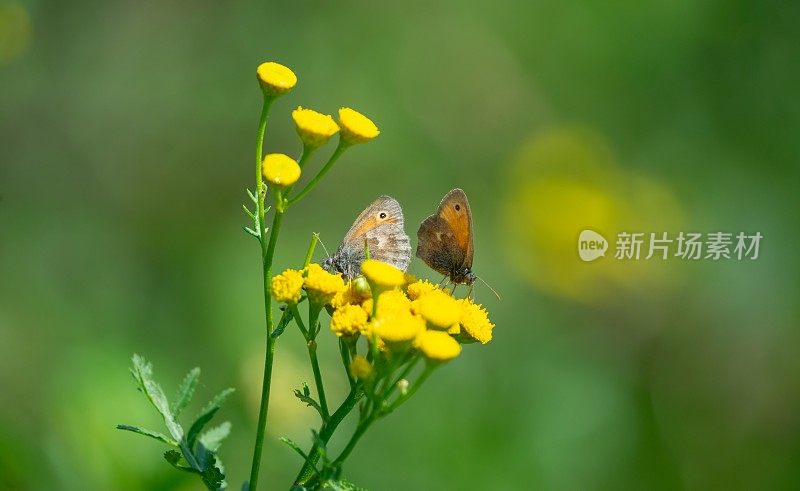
[458,298,495,344]
[349,355,373,380]
[271,268,304,304]
[338,107,379,145]
[362,289,411,320]
[292,107,339,148]
[406,279,439,300]
[304,263,345,305]
[361,259,405,291]
[262,153,301,188]
[257,62,297,97]
[372,313,425,346]
[330,304,368,337]
[330,281,371,310]
[415,290,462,329]
[415,330,462,362]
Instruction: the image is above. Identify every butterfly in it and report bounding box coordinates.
[322,196,411,280]
[416,188,477,286]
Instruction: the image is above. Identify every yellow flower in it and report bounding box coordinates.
[372,313,425,345]
[362,289,411,320]
[406,279,438,300]
[330,304,368,337]
[330,281,371,310]
[349,355,373,379]
[262,153,301,188]
[361,259,405,291]
[271,268,304,304]
[256,62,297,97]
[338,107,379,145]
[415,330,462,362]
[415,290,462,329]
[459,299,495,344]
[292,107,339,148]
[304,263,345,305]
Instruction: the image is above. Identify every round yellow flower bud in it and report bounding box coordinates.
[270,268,304,304]
[261,153,301,188]
[330,304,368,337]
[415,330,461,362]
[415,290,462,329]
[292,107,339,148]
[256,62,296,97]
[349,355,373,380]
[361,259,405,291]
[338,107,379,144]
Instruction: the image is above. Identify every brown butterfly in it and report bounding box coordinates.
[322,196,411,280]
[416,188,477,286]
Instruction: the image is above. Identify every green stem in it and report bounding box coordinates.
[332,414,376,467]
[385,365,435,414]
[303,233,319,268]
[307,339,330,420]
[287,139,349,205]
[294,388,363,485]
[248,95,283,491]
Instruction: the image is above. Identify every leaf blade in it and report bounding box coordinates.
[172,367,201,417]
[187,388,235,448]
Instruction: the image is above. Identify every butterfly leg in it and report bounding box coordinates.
[450,283,458,296]
[437,275,449,287]
[466,283,475,299]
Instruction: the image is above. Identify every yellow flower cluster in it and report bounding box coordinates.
[271,268,304,304]
[325,262,495,362]
[304,263,345,305]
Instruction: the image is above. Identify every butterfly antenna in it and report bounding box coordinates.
[476,276,501,301]
[317,234,331,259]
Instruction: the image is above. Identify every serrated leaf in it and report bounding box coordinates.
[130,354,184,441]
[200,453,226,490]
[293,385,323,417]
[172,367,200,417]
[116,424,177,446]
[187,388,235,448]
[199,421,231,453]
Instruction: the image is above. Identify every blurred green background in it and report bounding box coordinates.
[2,0,799,489]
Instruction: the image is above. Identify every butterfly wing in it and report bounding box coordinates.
[435,188,474,270]
[416,214,466,276]
[334,196,411,278]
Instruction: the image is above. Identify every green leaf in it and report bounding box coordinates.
[116,424,178,446]
[271,308,295,339]
[172,367,200,417]
[294,383,323,417]
[164,450,196,473]
[280,436,311,462]
[200,453,226,490]
[130,354,184,441]
[320,479,367,491]
[199,421,231,453]
[187,388,235,448]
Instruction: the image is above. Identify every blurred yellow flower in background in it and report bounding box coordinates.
[349,355,373,379]
[338,107,380,144]
[501,126,685,304]
[256,61,297,97]
[0,1,30,64]
[415,330,461,362]
[271,268,304,304]
[262,153,301,187]
[292,107,339,149]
